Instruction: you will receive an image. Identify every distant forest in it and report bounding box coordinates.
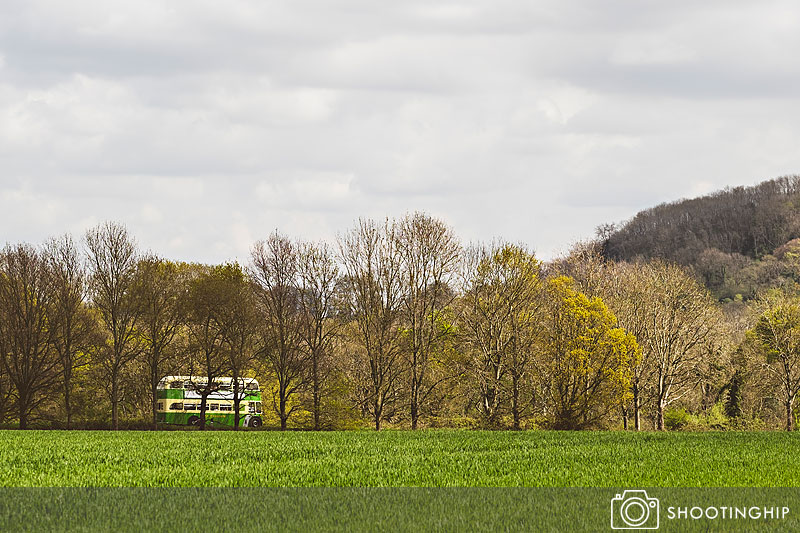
[599,175,800,302]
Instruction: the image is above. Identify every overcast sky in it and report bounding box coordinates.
[2,1,800,262]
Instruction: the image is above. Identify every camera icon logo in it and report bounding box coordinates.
[611,490,660,529]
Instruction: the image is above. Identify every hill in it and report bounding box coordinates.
[599,175,800,301]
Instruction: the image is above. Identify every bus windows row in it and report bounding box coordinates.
[160,402,262,414]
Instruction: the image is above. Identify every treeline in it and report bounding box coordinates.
[1,215,798,431]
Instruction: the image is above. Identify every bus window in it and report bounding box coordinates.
[170,381,183,389]
[170,402,183,411]
[184,403,197,411]
[246,382,259,391]
[255,402,262,414]
[157,402,164,411]
[248,403,255,414]
[220,404,232,411]
[209,403,219,411]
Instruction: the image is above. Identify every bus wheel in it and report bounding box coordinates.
[188,416,200,426]
[249,417,262,428]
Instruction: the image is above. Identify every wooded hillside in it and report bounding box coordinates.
[600,175,800,301]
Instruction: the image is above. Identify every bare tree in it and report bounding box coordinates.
[642,261,721,430]
[217,264,259,430]
[44,235,96,429]
[395,212,461,429]
[251,233,306,431]
[85,222,144,430]
[339,218,404,430]
[297,241,341,430]
[136,256,187,429]
[602,261,659,431]
[0,244,61,429]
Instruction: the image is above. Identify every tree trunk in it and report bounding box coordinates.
[410,396,419,431]
[232,375,240,431]
[374,396,381,431]
[199,395,208,431]
[312,354,321,431]
[151,383,158,430]
[786,399,794,432]
[19,401,28,430]
[622,406,628,430]
[279,395,288,431]
[111,369,119,431]
[656,398,665,431]
[633,386,641,431]
[511,373,521,430]
[483,385,498,427]
[150,351,160,430]
[64,377,73,430]
[410,360,420,430]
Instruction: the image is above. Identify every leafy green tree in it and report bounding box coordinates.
[0,244,61,429]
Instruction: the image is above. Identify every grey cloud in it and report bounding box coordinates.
[1,0,800,263]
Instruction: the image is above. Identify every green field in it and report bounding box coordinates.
[2,429,799,487]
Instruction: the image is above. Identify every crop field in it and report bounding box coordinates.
[1,430,799,487]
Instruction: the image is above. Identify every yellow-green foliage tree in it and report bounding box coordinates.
[751,290,800,431]
[460,243,543,428]
[536,276,640,430]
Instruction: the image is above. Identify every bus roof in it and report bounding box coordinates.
[158,376,259,386]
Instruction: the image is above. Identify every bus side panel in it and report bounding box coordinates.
[205,412,235,426]
[163,412,191,425]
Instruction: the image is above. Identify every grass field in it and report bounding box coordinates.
[2,429,799,487]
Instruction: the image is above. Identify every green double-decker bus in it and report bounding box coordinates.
[156,376,264,428]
